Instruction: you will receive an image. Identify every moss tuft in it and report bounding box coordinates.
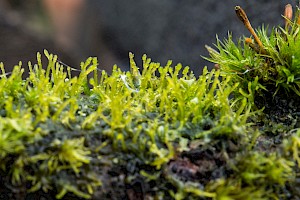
[1,4,300,200]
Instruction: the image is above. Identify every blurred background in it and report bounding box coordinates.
[0,0,297,76]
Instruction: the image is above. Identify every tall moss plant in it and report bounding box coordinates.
[205,4,300,109]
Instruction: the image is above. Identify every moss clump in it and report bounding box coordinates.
[1,4,300,200]
[205,5,300,109]
[0,49,249,199]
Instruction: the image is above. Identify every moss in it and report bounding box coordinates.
[205,6,300,109]
[0,49,247,199]
[1,4,300,200]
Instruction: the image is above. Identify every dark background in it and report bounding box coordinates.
[0,0,297,75]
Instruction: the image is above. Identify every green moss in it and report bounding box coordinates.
[0,49,250,199]
[1,5,300,200]
[205,8,300,108]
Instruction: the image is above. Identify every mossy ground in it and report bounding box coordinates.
[1,5,300,200]
[0,48,298,200]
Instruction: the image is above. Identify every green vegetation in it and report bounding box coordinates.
[1,4,300,200]
[205,6,300,109]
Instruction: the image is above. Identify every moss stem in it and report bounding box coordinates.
[235,6,265,53]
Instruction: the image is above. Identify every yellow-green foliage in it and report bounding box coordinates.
[201,5,300,200]
[0,5,297,200]
[0,48,299,199]
[0,113,37,163]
